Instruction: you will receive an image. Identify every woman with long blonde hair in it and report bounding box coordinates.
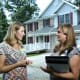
[41,24,80,80]
[0,22,32,80]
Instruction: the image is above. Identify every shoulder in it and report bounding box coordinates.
[0,42,5,48]
[0,41,10,51]
[68,47,80,58]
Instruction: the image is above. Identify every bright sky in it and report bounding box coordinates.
[36,0,52,15]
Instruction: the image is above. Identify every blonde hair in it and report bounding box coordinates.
[4,22,25,46]
[54,24,76,54]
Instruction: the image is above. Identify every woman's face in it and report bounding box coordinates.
[15,26,25,41]
[56,28,67,43]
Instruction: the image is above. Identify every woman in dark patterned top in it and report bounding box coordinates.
[0,22,32,80]
[41,24,80,80]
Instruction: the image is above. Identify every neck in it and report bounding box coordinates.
[13,43,21,50]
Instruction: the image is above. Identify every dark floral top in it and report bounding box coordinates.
[0,42,27,80]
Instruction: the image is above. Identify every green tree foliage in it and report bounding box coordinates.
[0,1,8,42]
[0,0,39,43]
[4,0,39,44]
[74,0,80,6]
[5,0,39,22]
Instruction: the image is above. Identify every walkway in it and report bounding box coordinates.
[27,53,50,80]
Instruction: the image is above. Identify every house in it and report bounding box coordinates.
[24,0,80,53]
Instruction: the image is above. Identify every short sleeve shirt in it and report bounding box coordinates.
[0,42,27,80]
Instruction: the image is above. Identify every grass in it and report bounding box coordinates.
[0,77,2,80]
[27,53,41,57]
[27,50,46,57]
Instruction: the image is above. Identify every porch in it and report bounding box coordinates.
[24,42,50,53]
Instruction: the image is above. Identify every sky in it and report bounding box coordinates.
[36,0,52,15]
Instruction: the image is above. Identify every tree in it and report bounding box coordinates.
[5,0,39,22]
[0,8,8,42]
[74,0,80,6]
[0,0,39,43]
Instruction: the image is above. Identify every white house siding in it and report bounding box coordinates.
[73,11,78,25]
[50,17,54,26]
[25,0,80,53]
[50,35,57,50]
[41,0,63,17]
[77,11,80,24]
[54,3,78,27]
[53,15,58,28]
[38,20,43,29]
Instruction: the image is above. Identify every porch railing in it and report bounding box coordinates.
[24,42,50,53]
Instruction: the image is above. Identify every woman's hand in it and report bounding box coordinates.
[17,60,28,67]
[26,59,32,65]
[17,59,32,67]
[40,66,53,74]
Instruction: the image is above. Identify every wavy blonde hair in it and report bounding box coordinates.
[4,22,25,46]
[54,24,76,54]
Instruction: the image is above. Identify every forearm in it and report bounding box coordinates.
[53,72,75,79]
[0,62,19,73]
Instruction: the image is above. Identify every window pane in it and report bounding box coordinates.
[43,19,50,27]
[59,15,64,24]
[45,36,49,42]
[27,23,33,32]
[65,14,70,24]
[36,37,39,43]
[28,37,33,43]
[34,22,38,31]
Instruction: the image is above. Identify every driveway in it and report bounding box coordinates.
[27,53,50,80]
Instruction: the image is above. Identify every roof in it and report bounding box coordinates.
[40,0,80,18]
[25,0,80,24]
[24,14,55,24]
[32,26,57,36]
[54,0,80,13]
[28,25,80,37]
[39,0,55,18]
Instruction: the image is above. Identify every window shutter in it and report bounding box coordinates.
[70,12,73,24]
[48,19,50,26]
[58,16,60,25]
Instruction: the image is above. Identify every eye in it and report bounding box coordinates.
[57,31,61,33]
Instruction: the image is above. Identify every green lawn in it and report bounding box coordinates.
[0,78,2,80]
[27,53,41,57]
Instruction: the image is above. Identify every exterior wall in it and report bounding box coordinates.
[73,10,78,26]
[53,15,58,28]
[50,18,54,26]
[50,35,57,50]
[54,3,78,28]
[77,11,80,24]
[38,20,43,29]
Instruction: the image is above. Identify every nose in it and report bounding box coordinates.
[56,32,59,36]
[23,32,25,36]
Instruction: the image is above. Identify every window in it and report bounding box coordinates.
[27,23,33,32]
[28,37,33,44]
[36,37,39,43]
[43,19,50,27]
[58,13,73,25]
[45,36,49,42]
[58,15,64,24]
[34,22,38,31]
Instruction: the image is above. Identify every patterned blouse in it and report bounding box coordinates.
[0,42,27,80]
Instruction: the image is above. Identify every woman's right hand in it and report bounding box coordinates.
[17,60,28,67]
[40,66,52,74]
